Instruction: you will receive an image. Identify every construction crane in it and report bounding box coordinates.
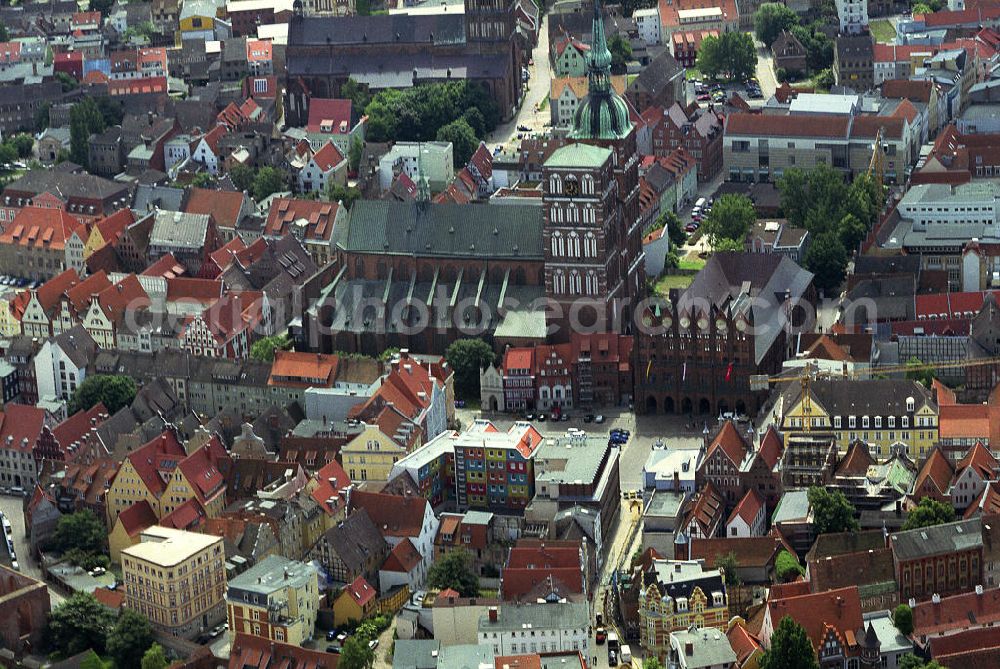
[867,125,888,192]
[750,355,1000,432]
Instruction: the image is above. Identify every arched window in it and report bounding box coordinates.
[585,232,596,257]
[568,232,580,256]
[582,174,595,195]
[549,174,561,194]
[550,232,561,257]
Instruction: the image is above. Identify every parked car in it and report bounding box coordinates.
[537,413,547,422]
[697,92,710,101]
[584,414,594,423]
[327,630,338,641]
[326,646,341,654]
[517,124,530,132]
[596,628,607,644]
[368,640,380,651]
[685,223,697,233]
[595,415,605,424]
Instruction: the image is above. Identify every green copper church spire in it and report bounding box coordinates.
[570,0,632,140]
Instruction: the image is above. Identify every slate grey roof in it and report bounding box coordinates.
[151,210,210,248]
[52,326,97,368]
[339,201,543,259]
[785,378,935,418]
[286,52,510,82]
[287,13,466,47]
[4,168,129,201]
[629,48,683,93]
[228,555,316,596]
[890,517,982,561]
[477,601,589,633]
[320,509,387,576]
[392,640,441,669]
[680,252,814,364]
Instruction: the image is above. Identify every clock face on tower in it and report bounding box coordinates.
[565,180,580,196]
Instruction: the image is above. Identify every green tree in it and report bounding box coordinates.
[69,97,106,167]
[340,78,371,111]
[804,231,848,293]
[348,135,364,172]
[715,551,741,586]
[229,163,256,193]
[652,211,687,247]
[250,333,292,362]
[807,487,859,534]
[902,497,955,531]
[107,609,155,669]
[56,71,79,92]
[51,510,106,555]
[461,107,487,137]
[697,35,724,79]
[837,213,867,252]
[427,548,480,596]
[339,635,375,669]
[775,550,804,583]
[0,143,15,169]
[904,357,935,388]
[790,23,834,72]
[893,603,914,636]
[814,67,835,89]
[191,172,214,188]
[68,374,137,415]
[47,592,116,656]
[701,193,756,246]
[713,237,745,252]
[911,2,932,13]
[252,166,288,201]
[141,643,169,669]
[445,338,496,400]
[754,2,799,46]
[760,616,819,669]
[95,96,125,127]
[327,183,362,210]
[35,103,52,133]
[79,651,111,669]
[364,82,499,143]
[9,134,34,158]
[436,118,479,167]
[609,34,632,74]
[643,658,664,669]
[90,0,115,14]
[722,31,758,81]
[0,22,8,42]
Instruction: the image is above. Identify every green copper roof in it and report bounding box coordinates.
[545,143,612,169]
[569,0,633,140]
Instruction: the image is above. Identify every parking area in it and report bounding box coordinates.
[0,275,41,289]
[691,77,764,107]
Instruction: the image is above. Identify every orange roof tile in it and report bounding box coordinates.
[914,447,955,499]
[116,499,158,536]
[766,586,863,655]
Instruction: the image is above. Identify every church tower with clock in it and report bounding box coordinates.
[541,0,645,336]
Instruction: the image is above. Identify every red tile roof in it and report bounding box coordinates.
[269,351,339,387]
[686,481,726,536]
[160,497,206,530]
[96,274,150,325]
[727,621,763,667]
[881,78,934,103]
[344,575,376,607]
[123,430,189,497]
[116,499,158,537]
[872,43,938,62]
[350,490,429,538]
[958,441,998,480]
[757,426,784,470]
[311,142,346,172]
[264,197,340,242]
[52,404,108,453]
[176,436,229,504]
[142,253,186,279]
[850,115,905,140]
[0,404,45,455]
[914,447,955,499]
[688,535,791,569]
[708,421,750,468]
[835,440,875,477]
[92,208,135,247]
[728,488,764,527]
[0,206,82,252]
[930,626,1000,668]
[185,188,247,230]
[65,270,112,316]
[165,277,224,304]
[726,113,850,139]
[912,587,1000,637]
[658,0,738,29]
[306,98,354,134]
[93,587,125,610]
[504,347,534,372]
[382,538,423,573]
[494,656,542,669]
[766,586,863,655]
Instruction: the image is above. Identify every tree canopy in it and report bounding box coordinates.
[790,23,834,72]
[327,183,362,209]
[775,550,804,583]
[701,194,756,247]
[807,487,859,535]
[804,231,848,293]
[107,609,155,669]
[68,374,137,415]
[898,655,946,669]
[445,338,496,400]
[609,34,632,74]
[229,163,256,193]
[760,616,819,669]
[51,510,106,555]
[902,497,955,531]
[904,356,935,388]
[47,593,116,656]
[69,97,106,168]
[339,635,375,669]
[141,644,169,669]
[754,3,799,46]
[252,166,288,201]
[436,118,479,167]
[427,548,480,597]
[893,603,913,636]
[715,551,741,586]
[250,334,292,362]
[696,31,757,82]
[364,81,499,144]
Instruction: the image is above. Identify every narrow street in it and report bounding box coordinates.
[488,14,552,146]
[0,494,64,608]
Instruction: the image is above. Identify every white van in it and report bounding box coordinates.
[694,197,707,211]
[619,644,632,664]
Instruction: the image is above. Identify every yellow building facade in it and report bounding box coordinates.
[778,379,939,459]
[227,555,319,647]
[121,526,226,639]
[342,425,409,484]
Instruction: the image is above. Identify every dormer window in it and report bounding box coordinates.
[849,415,857,428]
[862,416,870,428]
[874,416,882,429]
[888,416,895,428]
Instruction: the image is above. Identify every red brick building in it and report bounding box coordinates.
[642,102,724,181]
[671,30,718,68]
[890,518,984,601]
[0,565,50,655]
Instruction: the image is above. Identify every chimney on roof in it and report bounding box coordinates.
[488,606,498,622]
[932,593,941,604]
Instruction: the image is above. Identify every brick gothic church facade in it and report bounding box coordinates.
[541,0,645,339]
